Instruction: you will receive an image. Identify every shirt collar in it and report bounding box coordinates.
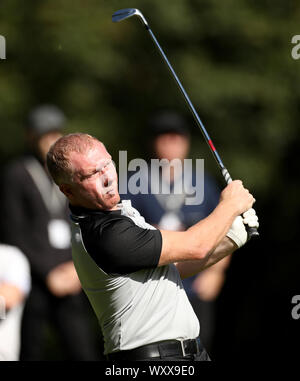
[69,203,122,222]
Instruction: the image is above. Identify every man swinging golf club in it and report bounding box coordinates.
[46,132,258,361]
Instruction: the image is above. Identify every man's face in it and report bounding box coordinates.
[154,133,189,161]
[67,142,120,211]
[36,131,63,162]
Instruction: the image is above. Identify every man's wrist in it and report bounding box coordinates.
[225,235,239,250]
[218,199,240,219]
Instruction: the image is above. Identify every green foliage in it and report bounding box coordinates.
[0,0,299,197]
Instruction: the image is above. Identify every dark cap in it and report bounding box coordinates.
[148,111,190,138]
[26,104,66,136]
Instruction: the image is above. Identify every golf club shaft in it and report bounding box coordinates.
[147,28,229,177]
[145,25,259,239]
[112,9,258,239]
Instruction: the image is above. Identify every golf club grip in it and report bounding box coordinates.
[246,226,259,239]
[221,168,259,240]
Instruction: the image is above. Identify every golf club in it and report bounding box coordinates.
[112,8,259,239]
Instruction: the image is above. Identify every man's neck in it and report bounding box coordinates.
[69,199,120,212]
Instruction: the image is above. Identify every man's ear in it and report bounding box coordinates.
[59,183,73,199]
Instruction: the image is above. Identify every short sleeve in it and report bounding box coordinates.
[80,216,162,275]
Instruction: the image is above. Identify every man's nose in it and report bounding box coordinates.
[100,172,113,187]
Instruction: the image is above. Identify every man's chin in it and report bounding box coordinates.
[104,192,120,208]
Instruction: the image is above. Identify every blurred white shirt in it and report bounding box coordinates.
[0,244,31,361]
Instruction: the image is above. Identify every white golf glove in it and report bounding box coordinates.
[243,208,259,228]
[226,208,259,248]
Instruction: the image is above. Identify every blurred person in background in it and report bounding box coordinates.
[0,105,100,360]
[0,244,31,361]
[122,111,231,352]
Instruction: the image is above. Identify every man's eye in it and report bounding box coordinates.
[83,172,96,180]
[91,171,101,178]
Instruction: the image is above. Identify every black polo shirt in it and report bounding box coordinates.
[69,203,162,275]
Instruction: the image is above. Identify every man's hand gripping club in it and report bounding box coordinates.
[159,179,258,277]
[222,181,259,248]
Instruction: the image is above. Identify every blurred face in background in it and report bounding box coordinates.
[36,131,63,162]
[27,130,63,163]
[153,133,190,162]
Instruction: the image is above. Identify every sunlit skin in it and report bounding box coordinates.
[60,142,120,211]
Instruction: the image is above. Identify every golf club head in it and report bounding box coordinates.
[112,8,148,28]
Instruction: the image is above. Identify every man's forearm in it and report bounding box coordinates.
[185,200,237,260]
[176,237,237,279]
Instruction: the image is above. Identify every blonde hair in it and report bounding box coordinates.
[46,133,101,185]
